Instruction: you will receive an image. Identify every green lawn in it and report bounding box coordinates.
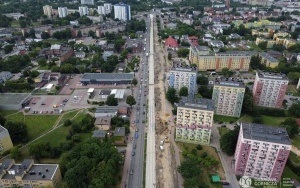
[240,115,286,126]
[6,112,59,141]
[45,39,66,44]
[287,85,300,96]
[289,152,300,167]
[213,114,238,123]
[58,110,81,125]
[218,127,230,137]
[282,166,300,182]
[292,135,300,150]
[37,65,49,70]
[177,142,224,188]
[0,110,18,117]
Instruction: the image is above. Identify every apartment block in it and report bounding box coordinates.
[212,78,245,117]
[104,3,112,14]
[175,97,214,144]
[189,46,251,71]
[0,125,13,154]
[81,0,94,5]
[234,122,291,181]
[43,5,53,18]
[58,7,68,18]
[253,72,288,108]
[114,3,131,21]
[259,52,279,68]
[79,6,89,16]
[0,159,62,188]
[169,65,197,97]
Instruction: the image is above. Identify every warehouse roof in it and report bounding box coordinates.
[0,93,30,105]
[80,73,134,81]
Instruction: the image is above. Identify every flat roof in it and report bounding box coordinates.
[80,73,134,82]
[0,93,31,106]
[214,78,245,88]
[258,71,288,80]
[241,122,291,145]
[94,117,111,125]
[260,52,279,63]
[100,89,111,95]
[87,88,94,93]
[178,97,214,111]
[0,125,7,134]
[95,106,118,113]
[171,65,197,72]
[92,130,106,138]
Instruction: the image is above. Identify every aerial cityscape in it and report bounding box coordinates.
[0,0,300,187]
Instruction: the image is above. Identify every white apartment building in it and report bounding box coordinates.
[81,0,94,5]
[176,97,214,144]
[58,7,68,18]
[104,3,112,13]
[234,122,291,181]
[212,78,245,117]
[253,72,289,108]
[79,6,89,16]
[169,65,197,97]
[98,6,106,15]
[43,5,53,18]
[114,3,131,21]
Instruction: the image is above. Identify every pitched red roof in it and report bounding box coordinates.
[188,36,199,46]
[164,36,178,48]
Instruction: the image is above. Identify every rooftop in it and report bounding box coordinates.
[178,97,214,111]
[80,73,134,81]
[171,65,197,72]
[257,71,288,80]
[193,45,210,51]
[114,127,125,137]
[0,125,8,134]
[95,106,118,113]
[241,122,291,145]
[0,159,59,181]
[100,89,111,95]
[92,130,106,138]
[0,93,31,106]
[260,52,279,63]
[214,78,245,88]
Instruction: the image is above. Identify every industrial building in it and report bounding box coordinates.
[212,78,245,117]
[0,93,31,110]
[175,97,214,144]
[80,73,134,85]
[234,122,291,181]
[253,72,288,108]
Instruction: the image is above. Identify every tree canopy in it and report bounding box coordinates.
[166,87,179,104]
[126,95,136,107]
[4,121,28,144]
[197,75,208,85]
[279,118,299,138]
[179,86,189,97]
[63,139,122,188]
[106,94,118,106]
[288,103,300,117]
[220,127,240,156]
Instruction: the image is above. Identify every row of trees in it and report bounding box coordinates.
[0,55,31,73]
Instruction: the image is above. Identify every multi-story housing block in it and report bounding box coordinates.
[81,0,94,5]
[234,122,291,181]
[259,52,279,68]
[253,72,288,108]
[79,6,89,16]
[98,6,106,15]
[43,5,53,18]
[189,46,251,71]
[0,159,62,187]
[175,98,214,144]
[212,78,245,117]
[58,7,68,18]
[104,3,112,13]
[114,3,131,21]
[169,65,197,97]
[0,125,13,154]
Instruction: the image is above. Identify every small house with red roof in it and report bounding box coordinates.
[164,36,179,50]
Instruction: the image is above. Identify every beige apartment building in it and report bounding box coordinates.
[0,125,13,154]
[0,159,62,188]
[176,97,214,144]
[212,79,245,117]
[189,46,251,71]
[43,5,53,18]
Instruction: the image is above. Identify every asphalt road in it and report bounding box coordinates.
[126,15,151,188]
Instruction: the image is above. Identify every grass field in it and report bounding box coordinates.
[240,115,286,126]
[177,142,224,188]
[287,85,300,96]
[37,65,49,70]
[45,39,66,44]
[0,110,18,117]
[5,112,59,141]
[292,135,300,150]
[289,152,300,167]
[213,115,238,123]
[218,127,230,137]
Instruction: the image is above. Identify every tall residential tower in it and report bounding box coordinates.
[114,3,131,21]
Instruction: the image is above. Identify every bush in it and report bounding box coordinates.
[64,119,72,127]
[255,107,286,117]
[196,144,202,150]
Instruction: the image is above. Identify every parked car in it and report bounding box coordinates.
[221,125,226,127]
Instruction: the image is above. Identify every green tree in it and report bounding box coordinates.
[166,87,179,104]
[77,30,82,38]
[242,87,253,114]
[4,121,28,144]
[258,41,268,50]
[177,48,190,58]
[126,95,136,108]
[197,75,208,85]
[106,94,118,106]
[4,45,13,54]
[177,158,200,178]
[220,127,240,156]
[280,118,299,138]
[287,72,300,84]
[168,52,172,60]
[19,20,27,28]
[10,146,21,160]
[179,86,189,97]
[198,86,213,98]
[132,78,138,86]
[221,68,234,77]
[38,58,47,67]
[41,31,50,39]
[288,103,300,117]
